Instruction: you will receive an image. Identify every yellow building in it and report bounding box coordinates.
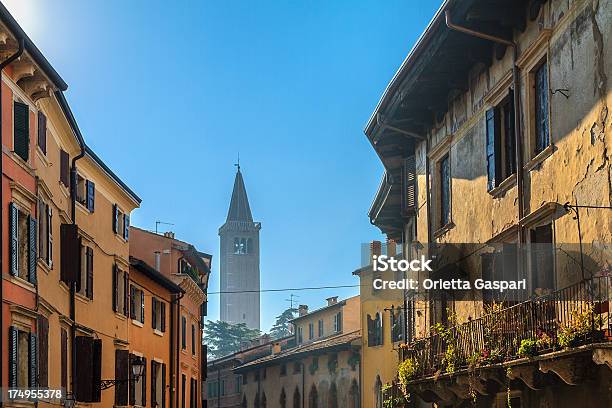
[236,296,361,408]
[365,0,612,406]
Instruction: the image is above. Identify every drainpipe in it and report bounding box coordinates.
[69,112,85,402]
[170,291,185,408]
[444,10,525,262]
[0,37,24,407]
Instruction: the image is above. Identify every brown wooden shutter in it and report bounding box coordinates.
[123,272,129,316]
[37,111,47,154]
[112,265,117,312]
[140,289,145,324]
[61,328,68,390]
[161,302,166,332]
[112,204,118,233]
[161,363,166,408]
[60,150,70,187]
[115,350,129,406]
[86,247,94,299]
[13,101,29,161]
[152,297,158,329]
[60,224,80,283]
[129,354,136,406]
[37,315,49,387]
[75,336,94,402]
[151,360,157,407]
[92,339,102,402]
[130,286,136,319]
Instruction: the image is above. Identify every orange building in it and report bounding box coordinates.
[123,256,184,408]
[130,227,211,408]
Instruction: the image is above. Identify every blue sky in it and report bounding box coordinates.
[6,0,441,331]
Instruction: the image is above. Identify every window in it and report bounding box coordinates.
[75,174,98,212]
[235,375,242,393]
[401,156,417,213]
[61,328,68,390]
[293,362,301,374]
[77,245,94,299]
[74,336,102,402]
[113,266,129,316]
[191,324,196,355]
[130,286,145,323]
[280,364,287,376]
[192,378,200,407]
[114,350,129,406]
[534,62,550,154]
[439,154,451,227]
[308,322,314,340]
[8,326,36,388]
[297,326,303,344]
[181,374,186,408]
[333,312,342,333]
[367,312,383,347]
[317,319,323,337]
[13,101,29,162]
[37,198,52,267]
[152,297,166,332]
[59,149,70,187]
[390,308,404,343]
[37,111,47,154]
[181,316,187,349]
[151,360,166,408]
[112,204,130,240]
[9,203,36,284]
[37,316,49,387]
[233,237,250,254]
[130,355,146,406]
[530,223,554,293]
[486,92,516,190]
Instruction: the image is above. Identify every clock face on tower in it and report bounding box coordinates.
[218,167,261,330]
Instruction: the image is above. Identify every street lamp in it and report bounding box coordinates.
[99,356,145,390]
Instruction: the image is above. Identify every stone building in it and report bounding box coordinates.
[219,166,261,330]
[364,0,611,406]
[236,297,361,408]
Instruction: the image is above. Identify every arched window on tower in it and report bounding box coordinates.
[234,237,240,254]
[308,384,318,408]
[293,387,301,408]
[240,238,247,254]
[280,388,287,408]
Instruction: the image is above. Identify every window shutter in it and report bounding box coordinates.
[161,363,167,408]
[141,289,145,324]
[115,350,129,406]
[47,206,53,266]
[485,107,501,191]
[75,336,94,402]
[124,214,130,240]
[86,180,95,212]
[182,317,186,349]
[29,332,38,387]
[28,215,37,285]
[60,224,80,283]
[112,204,118,233]
[123,272,129,316]
[141,358,147,406]
[9,203,18,276]
[14,101,29,161]
[130,286,136,319]
[161,302,166,332]
[92,339,102,402]
[61,329,67,389]
[112,265,117,312]
[129,354,136,406]
[9,326,18,387]
[37,111,47,154]
[38,315,49,387]
[151,360,157,407]
[60,150,70,187]
[86,247,94,299]
[152,297,157,329]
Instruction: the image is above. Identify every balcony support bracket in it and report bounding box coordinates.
[539,356,587,385]
[507,364,543,390]
[592,348,612,370]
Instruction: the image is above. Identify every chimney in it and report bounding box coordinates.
[326,296,338,306]
[163,231,175,239]
[154,251,161,271]
[298,304,309,316]
[370,240,382,264]
[387,239,397,257]
[272,341,281,355]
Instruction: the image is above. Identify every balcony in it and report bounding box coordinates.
[393,276,611,405]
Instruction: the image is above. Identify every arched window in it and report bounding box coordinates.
[375,376,383,408]
[234,237,240,254]
[308,384,318,408]
[349,380,359,408]
[327,382,338,408]
[293,387,301,408]
[280,388,287,408]
[261,392,267,408]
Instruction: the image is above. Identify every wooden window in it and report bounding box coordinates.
[191,324,196,355]
[115,350,129,406]
[534,62,550,154]
[390,308,404,343]
[8,326,37,388]
[60,224,80,284]
[297,326,303,344]
[38,199,53,267]
[333,311,342,333]
[130,286,145,323]
[308,322,314,340]
[77,245,94,299]
[37,315,49,387]
[130,354,146,406]
[531,223,554,292]
[151,360,165,408]
[181,316,187,349]
[60,149,70,187]
[112,266,129,316]
[112,204,129,240]
[76,176,95,211]
[60,328,68,389]
[317,319,323,337]
[13,101,29,162]
[152,297,166,332]
[37,111,47,154]
[181,374,186,408]
[9,203,37,284]
[439,154,451,227]
[74,336,102,402]
[486,92,516,190]
[401,156,417,213]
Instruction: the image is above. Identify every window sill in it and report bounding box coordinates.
[153,329,164,337]
[524,144,556,172]
[37,258,52,274]
[488,174,517,198]
[434,221,455,239]
[131,319,144,328]
[115,312,128,321]
[114,234,128,244]
[75,292,91,304]
[58,182,70,199]
[36,147,49,167]
[6,275,36,292]
[76,200,91,215]
[8,151,34,175]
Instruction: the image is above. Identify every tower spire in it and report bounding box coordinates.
[226,160,253,222]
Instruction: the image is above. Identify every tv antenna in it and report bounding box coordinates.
[285,294,299,310]
[155,220,175,234]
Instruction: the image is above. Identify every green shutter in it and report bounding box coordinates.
[28,215,37,285]
[9,326,18,387]
[29,332,37,387]
[9,203,18,276]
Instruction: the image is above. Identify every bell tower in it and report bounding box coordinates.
[218,164,261,330]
